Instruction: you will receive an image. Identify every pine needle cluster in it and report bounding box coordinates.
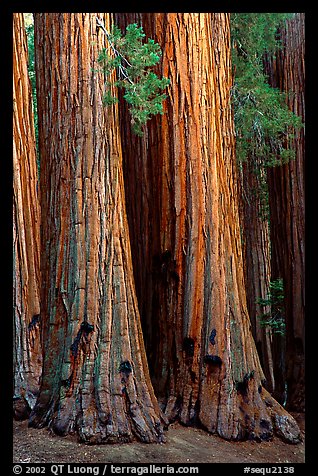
[97,22,170,136]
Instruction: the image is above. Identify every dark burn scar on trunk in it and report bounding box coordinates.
[119,360,133,375]
[70,320,94,357]
[204,354,222,365]
[235,370,255,395]
[120,362,132,385]
[28,314,41,331]
[209,328,216,345]
[63,321,95,390]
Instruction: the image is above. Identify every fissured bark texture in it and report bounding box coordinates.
[29,13,164,443]
[238,157,275,395]
[13,13,42,420]
[265,13,305,412]
[117,13,301,443]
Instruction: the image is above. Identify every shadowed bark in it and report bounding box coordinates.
[265,13,305,411]
[117,12,301,443]
[29,13,164,443]
[238,158,275,394]
[13,13,42,420]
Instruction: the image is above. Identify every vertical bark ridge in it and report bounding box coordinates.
[238,156,275,393]
[29,13,164,443]
[118,12,301,443]
[13,13,42,420]
[265,13,305,411]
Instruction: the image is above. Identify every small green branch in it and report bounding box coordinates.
[256,278,286,335]
[96,18,170,136]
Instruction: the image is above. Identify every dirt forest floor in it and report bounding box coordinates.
[13,413,305,464]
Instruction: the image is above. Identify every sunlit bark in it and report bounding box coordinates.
[118,13,301,442]
[13,12,42,420]
[29,13,164,443]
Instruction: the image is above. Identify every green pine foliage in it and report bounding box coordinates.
[256,278,286,335]
[231,13,302,166]
[230,14,303,219]
[97,23,170,136]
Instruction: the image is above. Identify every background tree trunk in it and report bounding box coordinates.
[13,12,42,420]
[117,13,300,442]
[238,158,275,394]
[29,13,164,443]
[265,13,305,411]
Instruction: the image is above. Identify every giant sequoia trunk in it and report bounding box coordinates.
[13,13,42,420]
[265,13,305,412]
[29,13,164,443]
[238,159,274,394]
[117,13,300,442]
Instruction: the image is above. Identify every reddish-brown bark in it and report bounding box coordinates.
[238,159,275,394]
[13,13,42,420]
[265,13,305,411]
[29,13,164,443]
[117,13,301,442]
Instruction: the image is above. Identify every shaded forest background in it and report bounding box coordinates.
[13,12,304,446]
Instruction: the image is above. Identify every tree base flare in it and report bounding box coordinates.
[162,385,302,444]
[262,388,302,444]
[29,389,166,444]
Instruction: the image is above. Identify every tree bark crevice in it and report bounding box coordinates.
[29,13,164,444]
[117,12,301,443]
[13,12,42,421]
